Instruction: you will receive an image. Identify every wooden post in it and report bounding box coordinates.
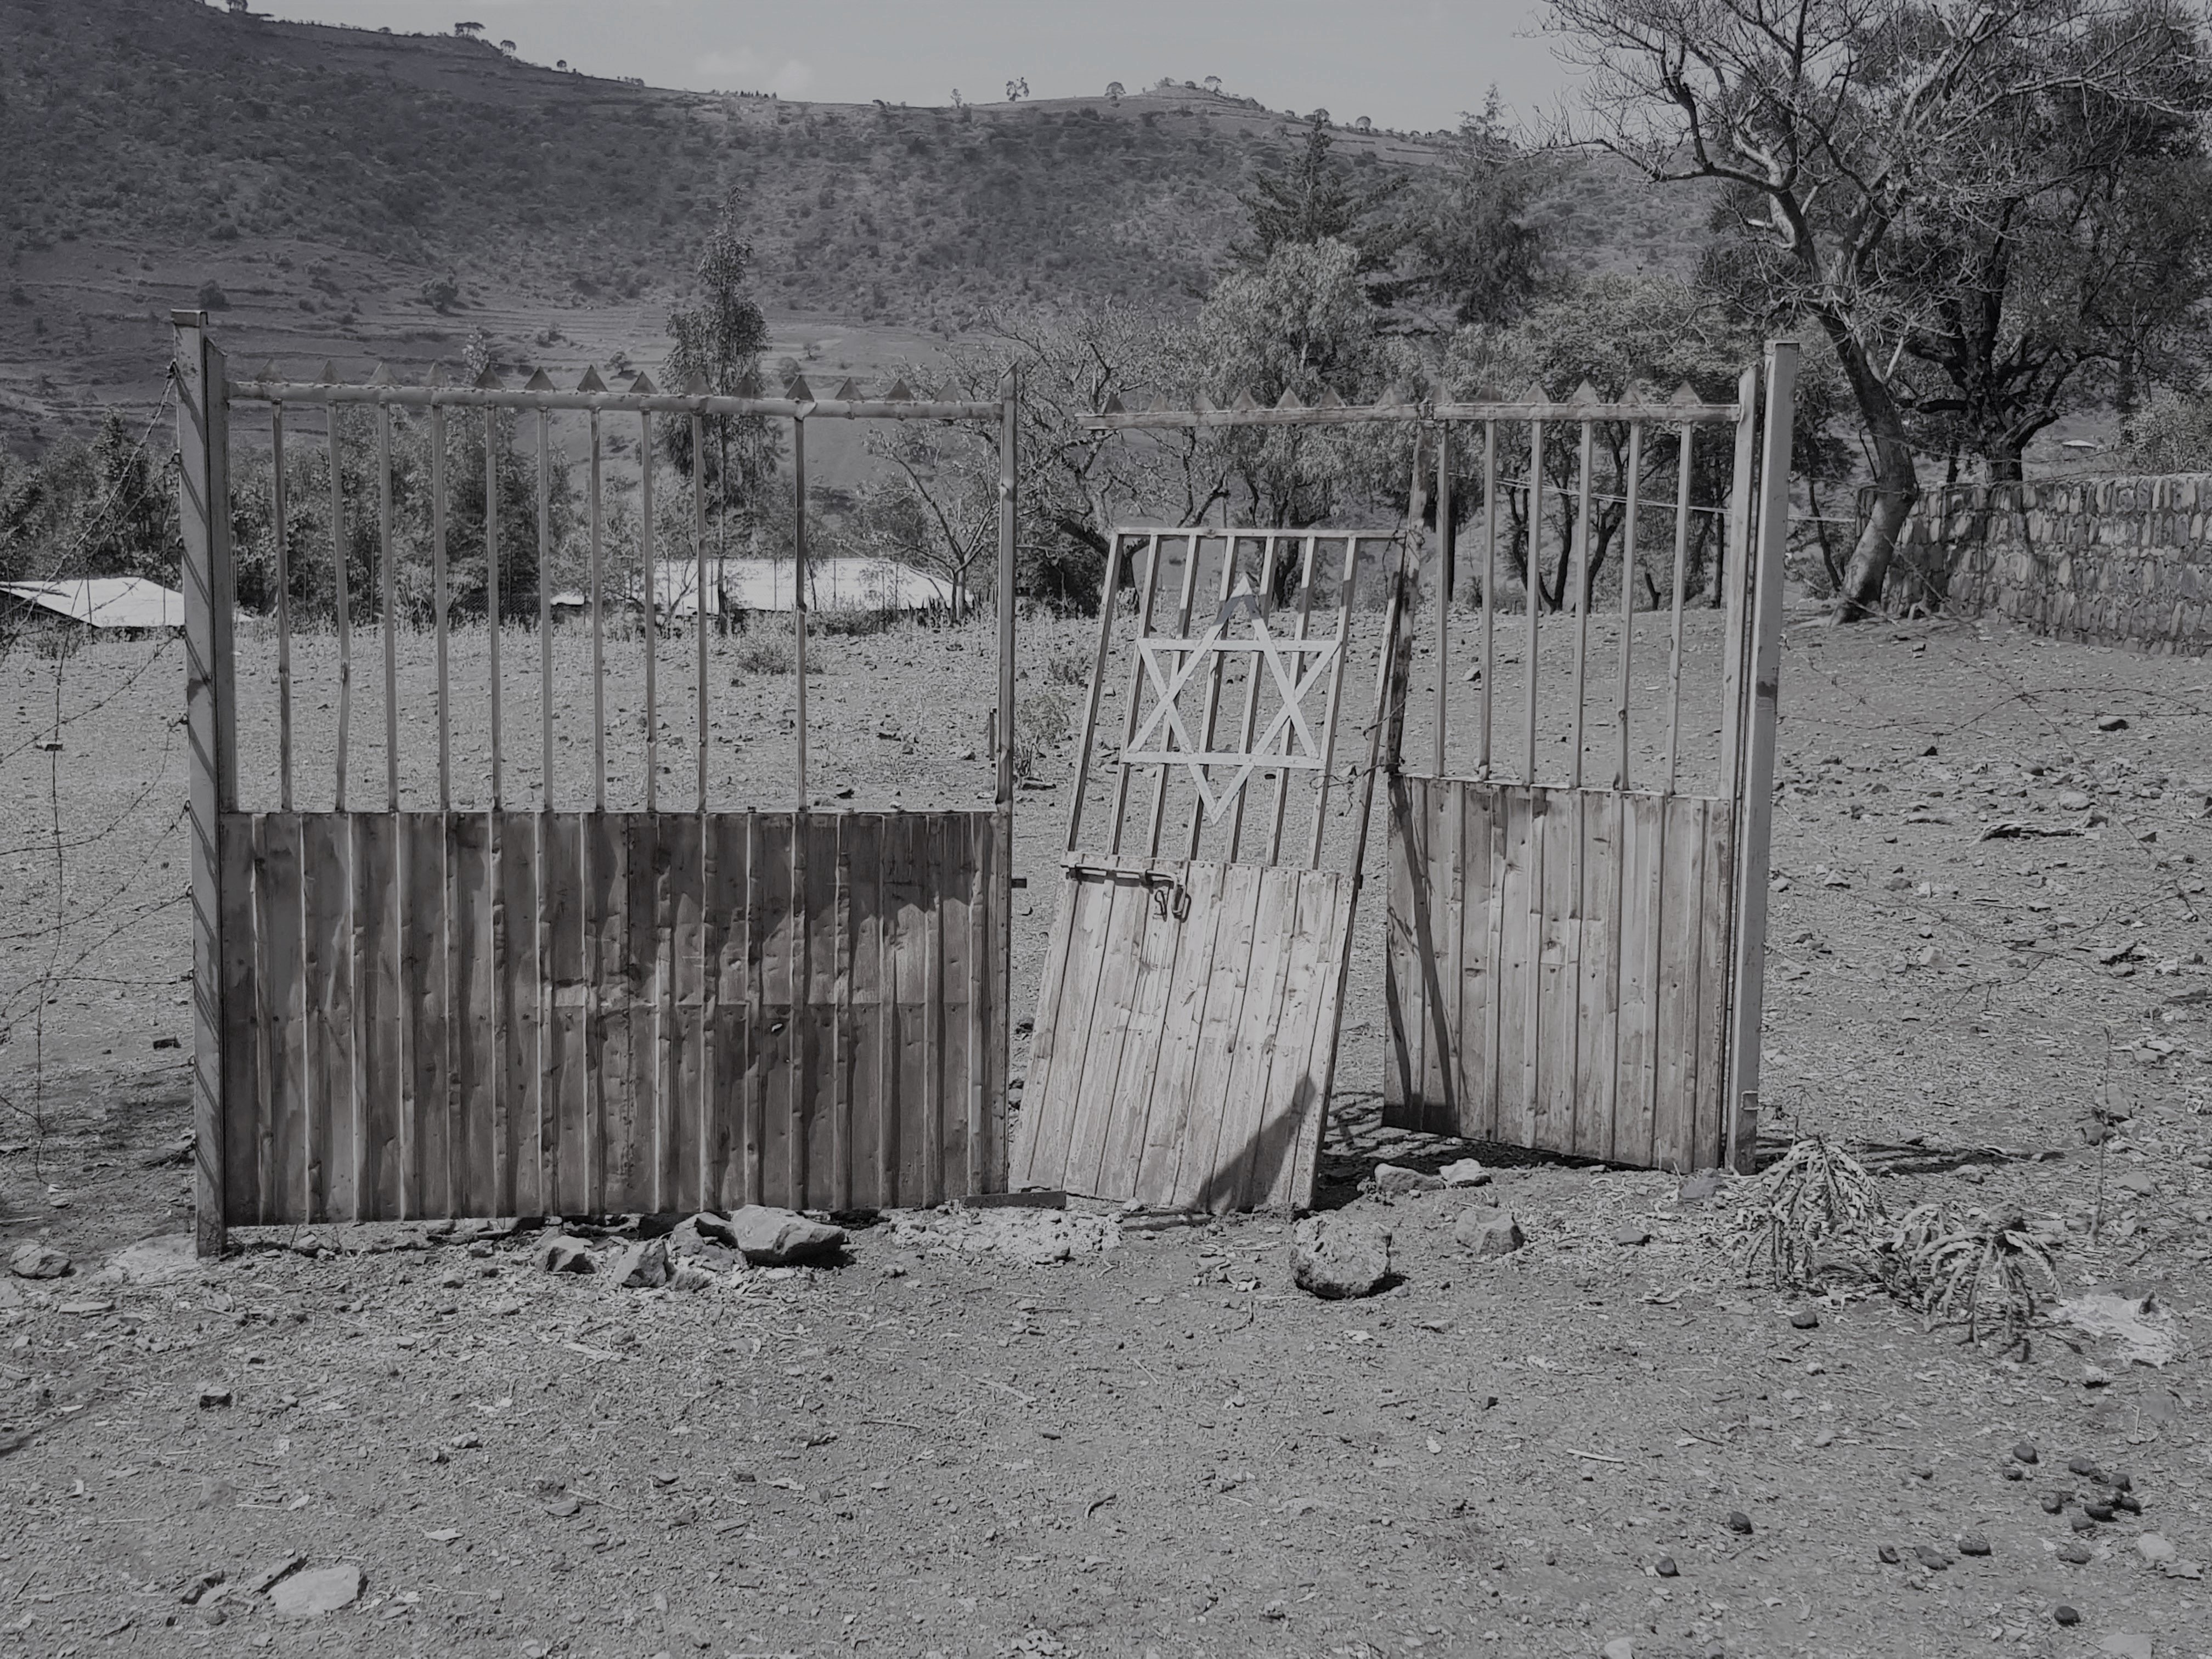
[1433,424,1452,778]
[792,415,808,808]
[176,311,236,1257]
[1724,341,1799,1173]
[1063,532,1124,857]
[271,398,293,812]
[1716,365,1760,806]
[989,366,1017,1194]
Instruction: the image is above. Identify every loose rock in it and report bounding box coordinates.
[1914,1545,1949,1570]
[1453,1208,1526,1259]
[1438,1158,1490,1188]
[610,1238,670,1289]
[2012,1441,2039,1465]
[1957,1534,1991,1557]
[7,1243,69,1279]
[1290,1216,1392,1300]
[720,1205,848,1266]
[269,1563,364,1620]
[1677,1171,1725,1204]
[536,1235,595,1274]
[198,1385,233,1409]
[1725,1510,1753,1535]
[1601,1639,1635,1659]
[1652,1555,1678,1577]
[1369,1162,1444,1196]
[2053,1605,2080,1626]
[1612,1226,1652,1246]
[1876,1545,1900,1565]
[2137,1534,2176,1565]
[1790,1308,1820,1329]
[2058,1542,2094,1565]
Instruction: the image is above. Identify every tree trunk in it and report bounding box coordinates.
[1825,323,1919,623]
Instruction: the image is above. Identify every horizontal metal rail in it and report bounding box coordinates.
[226,380,1001,422]
[1078,396,1744,432]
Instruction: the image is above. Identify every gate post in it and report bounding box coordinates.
[175,312,238,1255]
[985,366,1018,1193]
[1724,339,1799,1172]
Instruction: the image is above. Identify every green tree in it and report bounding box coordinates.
[661,200,777,574]
[1233,116,1397,270]
[1384,97,1554,329]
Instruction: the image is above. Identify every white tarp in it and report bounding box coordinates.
[2,577,185,629]
[651,558,954,615]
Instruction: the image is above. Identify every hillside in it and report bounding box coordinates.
[0,0,1711,455]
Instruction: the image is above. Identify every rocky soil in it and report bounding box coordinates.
[2,602,2209,1658]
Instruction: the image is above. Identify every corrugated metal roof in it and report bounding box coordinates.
[1,578,185,629]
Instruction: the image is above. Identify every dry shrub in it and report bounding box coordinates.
[1013,688,1073,783]
[1874,1206,2057,1356]
[1735,1135,1883,1291]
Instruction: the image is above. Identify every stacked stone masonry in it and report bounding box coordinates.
[1875,474,2212,656]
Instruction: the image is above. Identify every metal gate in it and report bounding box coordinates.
[177,314,1018,1252]
[1012,522,1407,1211]
[1384,346,1798,1173]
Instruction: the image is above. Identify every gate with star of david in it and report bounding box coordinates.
[1011,526,1401,1211]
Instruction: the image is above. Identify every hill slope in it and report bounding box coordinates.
[0,0,1709,454]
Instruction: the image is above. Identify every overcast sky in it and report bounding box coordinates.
[244,0,1575,133]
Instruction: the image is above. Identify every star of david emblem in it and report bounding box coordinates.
[1120,586,1340,823]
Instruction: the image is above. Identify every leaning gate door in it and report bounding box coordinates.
[1012,526,1402,1212]
[1386,348,1797,1175]
[177,315,1018,1252]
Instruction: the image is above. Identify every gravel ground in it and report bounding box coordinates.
[2,603,2208,1658]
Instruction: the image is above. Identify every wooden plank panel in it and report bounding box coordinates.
[1204,868,1301,1212]
[1010,871,1108,1192]
[1169,861,1263,1209]
[800,811,842,1209]
[1466,782,1506,1144]
[1131,859,1226,1207]
[663,811,707,1212]
[300,813,353,1223]
[755,814,796,1209]
[1419,780,1455,1125]
[1253,871,1350,1210]
[741,812,770,1205]
[401,812,449,1218]
[1064,872,1152,1198]
[620,814,662,1212]
[880,812,928,1206]
[918,814,945,1206]
[1694,800,1738,1173]
[1009,869,1084,1192]
[1383,777,1424,1126]
[705,813,752,1210]
[1440,777,1470,1140]
[495,810,543,1218]
[1650,794,1707,1172]
[540,812,590,1216]
[1613,793,1663,1168]
[1494,787,1537,1150]
[448,811,495,1216]
[583,812,629,1214]
[937,815,979,1200]
[1532,788,1579,1154]
[1094,860,1184,1199]
[218,816,263,1224]
[352,813,403,1220]
[1573,789,1620,1160]
[258,814,308,1221]
[842,814,887,1209]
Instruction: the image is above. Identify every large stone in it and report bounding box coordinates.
[1290,1216,1392,1300]
[1369,1163,1444,1196]
[8,1243,69,1280]
[269,1563,364,1620]
[719,1206,847,1266]
[610,1238,669,1289]
[1438,1158,1490,1188]
[535,1235,595,1274]
[1453,1207,1526,1259]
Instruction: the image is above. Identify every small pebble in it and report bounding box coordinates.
[2068,1456,2103,1480]
[1914,1545,1949,1570]
[2002,1466,2024,1481]
[2053,1605,2080,1626]
[1652,1556,1678,1578]
[1789,1309,1819,1330]
[2011,1441,2039,1465]
[2086,1502,2117,1523]
[1957,1535,1991,1557]
[2069,1509,2097,1532]
[1876,1544,1900,1565]
[2109,1471,2133,1493]
[2057,1543,2092,1565]
[1725,1511,1752,1536]
[2115,1492,2142,1515]
[2040,1494,2066,1515]
[1612,1226,1652,1247]
[1910,1463,1934,1481]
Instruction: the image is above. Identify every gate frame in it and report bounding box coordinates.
[177,311,1020,1253]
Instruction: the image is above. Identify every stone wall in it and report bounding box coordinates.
[1872,475,2212,655]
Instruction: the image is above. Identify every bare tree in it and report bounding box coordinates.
[1548,0,2197,618]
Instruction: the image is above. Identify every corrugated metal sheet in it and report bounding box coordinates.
[2,578,185,629]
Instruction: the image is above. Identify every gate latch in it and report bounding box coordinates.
[1140,872,1191,922]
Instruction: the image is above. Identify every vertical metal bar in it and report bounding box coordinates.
[992,366,1019,1195]
[327,404,351,814]
[1224,533,1284,862]
[792,415,808,809]
[537,411,555,811]
[996,370,1018,814]
[1304,533,1364,870]
[1062,532,1125,858]
[432,398,450,811]
[1433,424,1452,778]
[692,413,709,814]
[1568,419,1593,790]
[1105,534,1163,859]
[1523,420,1544,785]
[1615,422,1642,792]
[377,396,398,811]
[486,408,502,810]
[272,398,294,813]
[1716,365,1760,805]
[589,408,607,814]
[640,408,657,814]
[175,312,235,1257]
[1184,530,1242,860]
[1264,534,1323,865]
[1144,532,1203,858]
[1664,424,1693,795]
[1479,420,1496,781]
[1724,341,1800,1173]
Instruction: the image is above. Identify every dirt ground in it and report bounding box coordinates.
[2,601,2209,1659]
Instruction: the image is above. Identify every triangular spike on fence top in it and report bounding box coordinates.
[1520,380,1551,404]
[318,360,340,385]
[256,360,280,384]
[1274,388,1304,410]
[883,377,917,403]
[830,377,864,401]
[1625,379,1657,405]
[1668,381,1705,407]
[1100,392,1126,415]
[733,369,763,398]
[1192,391,1220,413]
[575,365,607,393]
[629,370,658,396]
[1230,387,1260,411]
[1569,379,1601,405]
[523,368,555,392]
[682,370,709,396]
[473,364,506,391]
[783,374,814,400]
[1372,383,1413,409]
[425,362,448,388]
[1313,385,1346,409]
[367,362,396,387]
